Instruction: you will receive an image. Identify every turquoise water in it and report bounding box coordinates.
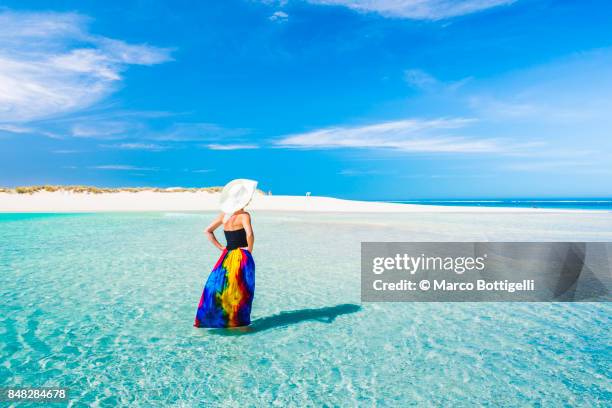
[1,211,611,406]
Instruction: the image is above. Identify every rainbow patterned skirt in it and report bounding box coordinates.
[194,248,255,328]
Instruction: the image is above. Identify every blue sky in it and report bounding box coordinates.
[0,0,611,199]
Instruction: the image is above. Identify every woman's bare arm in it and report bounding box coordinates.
[205,213,225,251]
[241,213,254,253]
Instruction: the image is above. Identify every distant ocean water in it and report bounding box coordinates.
[1,211,611,406]
[389,199,612,210]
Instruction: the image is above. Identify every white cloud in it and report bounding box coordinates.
[91,164,158,171]
[269,11,289,21]
[304,0,516,20]
[404,69,438,89]
[400,173,493,179]
[206,143,259,150]
[70,121,136,138]
[52,149,80,154]
[0,11,172,124]
[338,169,391,176]
[0,124,34,134]
[502,160,594,172]
[404,68,471,92]
[274,118,510,153]
[100,143,169,151]
[152,122,250,142]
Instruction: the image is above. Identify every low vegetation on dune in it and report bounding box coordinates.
[0,185,237,194]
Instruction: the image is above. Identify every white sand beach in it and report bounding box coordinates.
[0,190,605,213]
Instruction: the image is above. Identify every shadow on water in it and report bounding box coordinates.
[206,303,361,336]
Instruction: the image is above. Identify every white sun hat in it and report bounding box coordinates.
[220,179,258,221]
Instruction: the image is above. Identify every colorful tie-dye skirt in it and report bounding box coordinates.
[194,248,255,328]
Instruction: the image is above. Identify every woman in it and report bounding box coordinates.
[194,179,257,328]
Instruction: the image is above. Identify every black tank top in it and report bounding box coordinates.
[224,228,248,250]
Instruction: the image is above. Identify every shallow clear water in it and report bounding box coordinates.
[1,211,611,406]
